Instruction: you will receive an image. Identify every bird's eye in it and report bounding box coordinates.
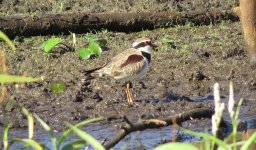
[144,41,151,45]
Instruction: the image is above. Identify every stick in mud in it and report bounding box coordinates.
[103,107,227,149]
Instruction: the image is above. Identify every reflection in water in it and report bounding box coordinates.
[5,95,256,150]
[7,123,256,150]
[7,125,199,150]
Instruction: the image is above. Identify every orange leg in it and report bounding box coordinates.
[125,82,134,104]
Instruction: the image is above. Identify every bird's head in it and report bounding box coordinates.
[132,38,157,53]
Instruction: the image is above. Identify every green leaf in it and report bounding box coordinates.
[154,142,199,150]
[229,141,245,147]
[88,42,102,57]
[0,74,41,84]
[95,38,108,46]
[182,128,229,150]
[61,139,86,150]
[77,43,102,59]
[21,107,34,139]
[241,132,256,150]
[11,138,43,150]
[67,124,105,150]
[77,48,92,60]
[34,114,57,150]
[0,31,16,51]
[3,125,10,150]
[40,38,62,53]
[57,118,103,149]
[50,81,65,93]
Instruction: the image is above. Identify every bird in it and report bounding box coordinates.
[84,38,157,104]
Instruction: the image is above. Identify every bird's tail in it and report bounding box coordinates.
[84,66,102,76]
[83,64,107,80]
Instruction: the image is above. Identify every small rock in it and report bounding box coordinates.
[197,49,210,58]
[93,91,103,102]
[189,71,208,81]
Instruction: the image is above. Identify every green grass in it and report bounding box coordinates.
[3,107,105,150]
[40,35,106,59]
[0,31,16,51]
[1,19,254,150]
[0,31,106,149]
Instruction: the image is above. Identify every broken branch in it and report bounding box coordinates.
[104,107,226,149]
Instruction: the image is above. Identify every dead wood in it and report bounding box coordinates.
[234,0,256,65]
[103,107,227,149]
[0,10,238,38]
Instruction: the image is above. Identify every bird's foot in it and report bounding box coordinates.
[127,98,139,106]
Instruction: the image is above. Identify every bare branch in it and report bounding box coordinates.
[104,107,225,149]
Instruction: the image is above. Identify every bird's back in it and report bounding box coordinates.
[96,48,148,81]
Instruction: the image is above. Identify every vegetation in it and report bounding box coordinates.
[0,31,105,150]
[154,82,256,150]
[0,1,255,148]
[2,80,255,150]
[40,34,107,60]
[3,107,105,150]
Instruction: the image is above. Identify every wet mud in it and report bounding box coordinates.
[0,0,256,149]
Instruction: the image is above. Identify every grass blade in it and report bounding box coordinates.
[154,142,199,150]
[241,132,256,150]
[0,74,41,83]
[0,31,16,51]
[34,114,57,150]
[11,138,43,150]
[3,125,10,150]
[50,82,65,93]
[67,124,105,150]
[40,38,62,53]
[57,118,103,149]
[235,98,243,121]
[61,139,86,150]
[229,141,245,147]
[21,107,34,139]
[182,128,229,150]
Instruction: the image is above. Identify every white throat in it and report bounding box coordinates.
[137,45,152,54]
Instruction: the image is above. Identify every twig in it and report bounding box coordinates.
[122,116,134,127]
[104,107,226,149]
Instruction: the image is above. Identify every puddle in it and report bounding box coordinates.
[7,125,200,150]
[7,117,256,150]
[4,96,256,150]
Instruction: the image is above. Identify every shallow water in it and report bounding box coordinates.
[7,115,256,150]
[8,125,199,150]
[5,95,256,150]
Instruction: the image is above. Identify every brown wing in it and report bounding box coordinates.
[100,48,146,78]
[120,54,144,68]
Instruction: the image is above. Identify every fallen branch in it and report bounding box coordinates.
[103,107,226,149]
[0,10,238,38]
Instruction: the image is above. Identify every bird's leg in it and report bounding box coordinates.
[125,82,134,104]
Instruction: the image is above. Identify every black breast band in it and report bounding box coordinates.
[141,51,151,63]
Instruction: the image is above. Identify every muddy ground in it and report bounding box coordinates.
[0,0,256,148]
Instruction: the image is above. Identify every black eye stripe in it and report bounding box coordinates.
[133,40,151,49]
[133,42,146,49]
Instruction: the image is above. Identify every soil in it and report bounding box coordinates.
[0,0,256,148]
